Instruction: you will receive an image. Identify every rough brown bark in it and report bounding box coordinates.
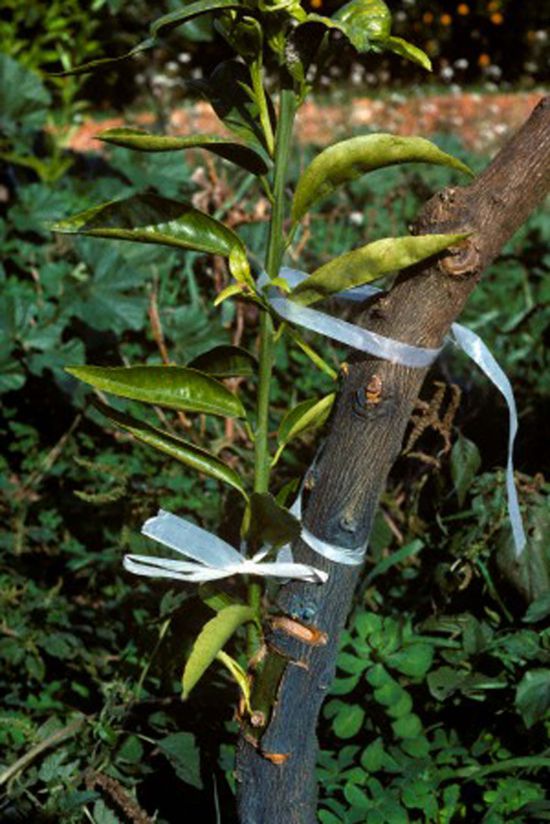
[236,96,550,824]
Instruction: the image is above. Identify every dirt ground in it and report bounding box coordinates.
[67,91,544,155]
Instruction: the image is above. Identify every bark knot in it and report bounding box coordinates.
[439,236,480,278]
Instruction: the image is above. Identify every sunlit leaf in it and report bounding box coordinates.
[274,393,335,463]
[332,0,391,52]
[97,128,269,175]
[50,193,251,284]
[216,650,253,714]
[290,233,468,306]
[67,364,245,418]
[386,36,432,71]
[291,134,473,224]
[187,345,257,378]
[150,0,245,39]
[182,605,258,698]
[94,401,246,495]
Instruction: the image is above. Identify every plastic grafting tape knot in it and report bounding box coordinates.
[124,509,328,584]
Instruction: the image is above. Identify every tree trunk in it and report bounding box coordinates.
[236,96,550,824]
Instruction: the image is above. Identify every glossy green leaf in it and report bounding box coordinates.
[291,134,473,223]
[333,0,391,52]
[290,233,469,306]
[451,435,482,506]
[187,345,257,378]
[67,364,245,418]
[150,0,245,39]
[50,193,251,284]
[386,36,432,71]
[246,493,301,550]
[182,605,257,698]
[97,128,269,175]
[52,37,156,77]
[93,401,246,495]
[274,394,335,464]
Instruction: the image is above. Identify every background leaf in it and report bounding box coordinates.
[515,670,550,729]
[157,732,203,788]
[451,435,482,506]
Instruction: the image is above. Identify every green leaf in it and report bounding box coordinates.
[50,193,251,284]
[386,643,434,678]
[191,60,274,152]
[285,21,329,87]
[246,493,301,550]
[97,128,269,175]
[291,134,473,224]
[216,650,253,714]
[523,592,550,624]
[332,703,365,739]
[290,233,469,306]
[187,345,257,378]
[365,539,424,585]
[515,669,550,729]
[386,36,432,71]
[93,401,246,496]
[0,54,51,136]
[198,584,240,612]
[451,435,482,506]
[67,365,245,418]
[275,393,335,457]
[52,37,156,77]
[157,732,202,788]
[150,0,245,39]
[182,605,257,698]
[391,712,423,739]
[333,0,391,52]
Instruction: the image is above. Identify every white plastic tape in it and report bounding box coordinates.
[123,509,328,584]
[264,268,526,558]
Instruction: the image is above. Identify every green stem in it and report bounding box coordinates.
[254,88,296,494]
[248,88,296,654]
[250,59,275,157]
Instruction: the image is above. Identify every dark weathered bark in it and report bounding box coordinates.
[236,96,550,824]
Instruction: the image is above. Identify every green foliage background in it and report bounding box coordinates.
[1,10,549,823]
